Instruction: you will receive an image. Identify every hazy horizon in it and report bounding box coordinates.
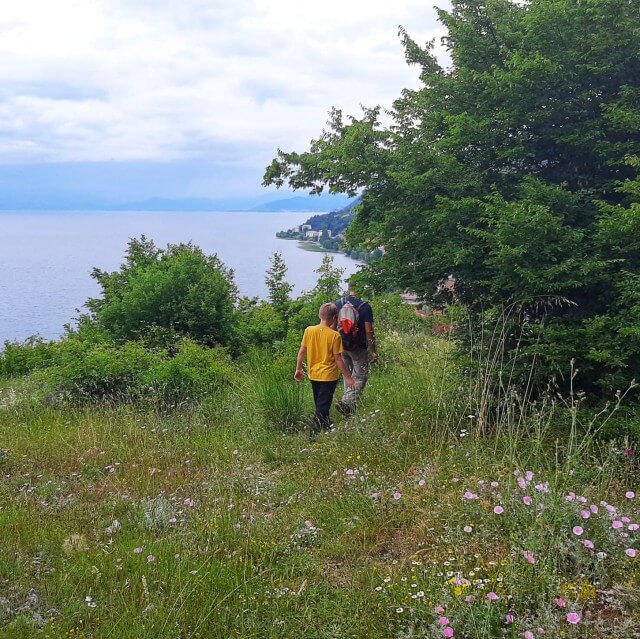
[0,1,449,206]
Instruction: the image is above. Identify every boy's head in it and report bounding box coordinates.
[318,302,338,324]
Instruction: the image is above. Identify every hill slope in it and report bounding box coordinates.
[1,319,639,637]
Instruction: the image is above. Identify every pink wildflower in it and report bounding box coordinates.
[147,555,155,563]
[566,492,576,502]
[183,498,195,507]
[438,617,450,626]
[464,491,479,500]
[566,612,581,625]
[581,539,595,549]
[393,492,402,501]
[371,492,379,499]
[580,510,590,519]
[523,550,535,564]
[505,614,514,624]
[625,449,634,455]
[464,525,473,533]
[418,479,426,487]
[524,632,534,639]
[493,506,504,515]
[555,598,566,607]
[612,520,623,529]
[525,470,534,481]
[626,491,635,499]
[590,504,599,513]
[443,628,454,638]
[434,606,446,614]
[629,523,639,531]
[487,592,499,601]
[626,548,637,558]
[491,481,499,488]
[346,469,355,476]
[517,477,527,490]
[464,595,475,603]
[537,629,545,635]
[133,547,143,554]
[523,496,532,505]
[572,526,583,536]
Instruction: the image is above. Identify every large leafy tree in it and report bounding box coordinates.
[85,237,238,347]
[264,0,640,394]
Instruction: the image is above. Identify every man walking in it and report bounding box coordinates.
[295,303,355,438]
[334,281,377,416]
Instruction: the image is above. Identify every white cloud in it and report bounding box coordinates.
[0,0,448,165]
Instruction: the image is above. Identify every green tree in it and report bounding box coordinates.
[312,254,345,302]
[85,237,238,347]
[264,0,640,395]
[265,251,293,312]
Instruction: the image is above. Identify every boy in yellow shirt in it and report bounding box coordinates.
[295,303,355,437]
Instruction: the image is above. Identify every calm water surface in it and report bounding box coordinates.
[0,211,359,342]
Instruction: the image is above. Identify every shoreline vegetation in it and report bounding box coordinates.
[276,199,383,263]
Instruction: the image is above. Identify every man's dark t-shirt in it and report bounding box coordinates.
[334,296,373,350]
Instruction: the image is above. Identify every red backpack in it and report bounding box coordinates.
[338,298,365,351]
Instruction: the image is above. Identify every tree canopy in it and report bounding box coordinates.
[85,237,238,347]
[264,0,640,394]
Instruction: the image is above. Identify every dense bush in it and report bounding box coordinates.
[38,339,232,408]
[0,337,59,377]
[84,236,238,348]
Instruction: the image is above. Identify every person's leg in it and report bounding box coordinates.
[341,351,355,394]
[313,380,338,433]
[340,348,369,409]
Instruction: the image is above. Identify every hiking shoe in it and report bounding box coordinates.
[336,401,354,417]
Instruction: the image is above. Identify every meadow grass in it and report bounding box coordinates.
[1,330,639,638]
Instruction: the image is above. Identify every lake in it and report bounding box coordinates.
[0,211,360,342]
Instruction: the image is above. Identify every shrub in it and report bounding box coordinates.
[84,236,238,347]
[145,339,233,409]
[0,337,59,378]
[41,340,157,403]
[38,339,232,408]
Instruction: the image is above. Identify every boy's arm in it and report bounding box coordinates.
[294,346,307,381]
[334,353,356,388]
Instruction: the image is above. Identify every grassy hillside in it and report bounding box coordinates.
[1,322,639,638]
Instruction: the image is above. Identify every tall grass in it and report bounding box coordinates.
[1,320,639,638]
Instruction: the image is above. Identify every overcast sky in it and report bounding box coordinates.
[0,0,448,204]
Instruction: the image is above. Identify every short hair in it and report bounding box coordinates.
[319,302,338,321]
[346,278,357,293]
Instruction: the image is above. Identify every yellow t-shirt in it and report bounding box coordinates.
[302,324,344,382]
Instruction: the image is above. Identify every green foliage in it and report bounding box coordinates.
[37,339,232,408]
[0,337,59,378]
[248,350,309,430]
[85,236,238,348]
[144,340,233,410]
[235,299,288,349]
[264,251,293,312]
[264,0,640,396]
[311,254,345,301]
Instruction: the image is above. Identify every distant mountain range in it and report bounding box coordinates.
[0,193,353,213]
[247,195,352,212]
